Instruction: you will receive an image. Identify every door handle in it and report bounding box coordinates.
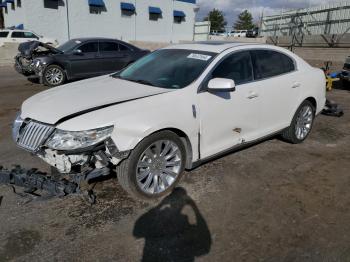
[247,92,259,99]
[292,82,301,88]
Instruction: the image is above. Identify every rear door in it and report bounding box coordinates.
[117,43,134,68]
[98,41,131,73]
[250,49,300,135]
[69,41,100,78]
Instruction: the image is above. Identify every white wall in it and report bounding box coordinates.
[3,0,196,44]
[4,0,68,45]
[172,1,196,42]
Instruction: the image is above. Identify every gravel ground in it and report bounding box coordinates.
[0,66,350,262]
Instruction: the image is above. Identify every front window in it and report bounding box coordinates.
[114,49,216,89]
[23,31,38,39]
[79,42,98,53]
[57,40,81,53]
[211,51,253,85]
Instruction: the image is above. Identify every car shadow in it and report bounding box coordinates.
[133,187,211,262]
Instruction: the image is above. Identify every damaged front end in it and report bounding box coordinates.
[9,114,129,198]
[14,41,61,79]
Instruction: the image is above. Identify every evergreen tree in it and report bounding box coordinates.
[234,10,254,30]
[204,9,227,32]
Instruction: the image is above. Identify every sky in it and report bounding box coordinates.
[195,0,346,27]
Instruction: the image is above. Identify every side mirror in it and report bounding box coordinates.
[73,49,83,55]
[207,78,236,92]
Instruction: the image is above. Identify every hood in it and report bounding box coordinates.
[21,75,172,125]
[18,41,62,58]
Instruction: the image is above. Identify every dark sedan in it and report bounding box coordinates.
[15,38,150,87]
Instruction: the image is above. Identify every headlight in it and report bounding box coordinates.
[12,111,23,142]
[32,59,46,69]
[45,126,114,151]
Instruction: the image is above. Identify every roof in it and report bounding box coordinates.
[69,37,120,42]
[165,41,265,53]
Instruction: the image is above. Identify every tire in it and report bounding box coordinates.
[116,131,186,200]
[281,100,315,144]
[43,65,66,87]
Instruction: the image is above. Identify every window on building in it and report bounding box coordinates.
[174,11,186,24]
[78,42,98,53]
[0,31,9,38]
[211,51,253,85]
[251,50,295,80]
[149,7,162,21]
[174,16,185,23]
[99,42,119,52]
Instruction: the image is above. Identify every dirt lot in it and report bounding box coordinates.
[0,66,350,262]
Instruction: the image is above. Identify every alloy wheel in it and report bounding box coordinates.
[45,67,64,86]
[295,105,314,140]
[136,140,182,194]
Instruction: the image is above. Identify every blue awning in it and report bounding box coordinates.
[174,10,186,17]
[0,3,7,8]
[149,6,162,14]
[5,0,14,3]
[16,24,24,29]
[88,0,104,7]
[121,2,135,11]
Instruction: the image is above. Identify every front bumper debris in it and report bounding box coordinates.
[0,165,111,203]
[322,99,344,117]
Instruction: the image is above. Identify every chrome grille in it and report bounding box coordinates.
[17,121,54,152]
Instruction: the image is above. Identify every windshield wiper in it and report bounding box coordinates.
[121,78,155,86]
[111,75,156,87]
[132,79,155,86]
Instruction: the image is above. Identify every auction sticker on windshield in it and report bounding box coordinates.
[187,53,212,61]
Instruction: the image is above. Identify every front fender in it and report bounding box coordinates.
[56,88,200,161]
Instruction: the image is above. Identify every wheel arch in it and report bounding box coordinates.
[133,127,194,170]
[44,62,68,77]
[305,96,317,110]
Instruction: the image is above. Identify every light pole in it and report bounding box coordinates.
[66,0,71,40]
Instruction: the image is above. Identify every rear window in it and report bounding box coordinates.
[0,31,9,38]
[119,44,130,51]
[99,41,119,52]
[251,50,295,80]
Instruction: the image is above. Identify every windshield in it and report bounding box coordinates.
[57,39,80,52]
[114,49,216,89]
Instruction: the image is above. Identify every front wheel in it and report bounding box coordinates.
[281,100,315,144]
[43,65,66,87]
[116,131,186,200]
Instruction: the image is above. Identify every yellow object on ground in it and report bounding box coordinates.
[326,77,340,91]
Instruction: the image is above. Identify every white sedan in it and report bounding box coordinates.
[13,42,326,199]
[0,29,58,46]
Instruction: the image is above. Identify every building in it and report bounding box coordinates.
[261,2,350,37]
[1,0,198,44]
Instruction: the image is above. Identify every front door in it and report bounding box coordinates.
[69,41,100,78]
[198,51,261,159]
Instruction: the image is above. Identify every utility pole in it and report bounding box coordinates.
[66,0,71,40]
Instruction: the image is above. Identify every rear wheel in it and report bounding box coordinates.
[116,131,186,200]
[281,100,315,144]
[43,65,66,87]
